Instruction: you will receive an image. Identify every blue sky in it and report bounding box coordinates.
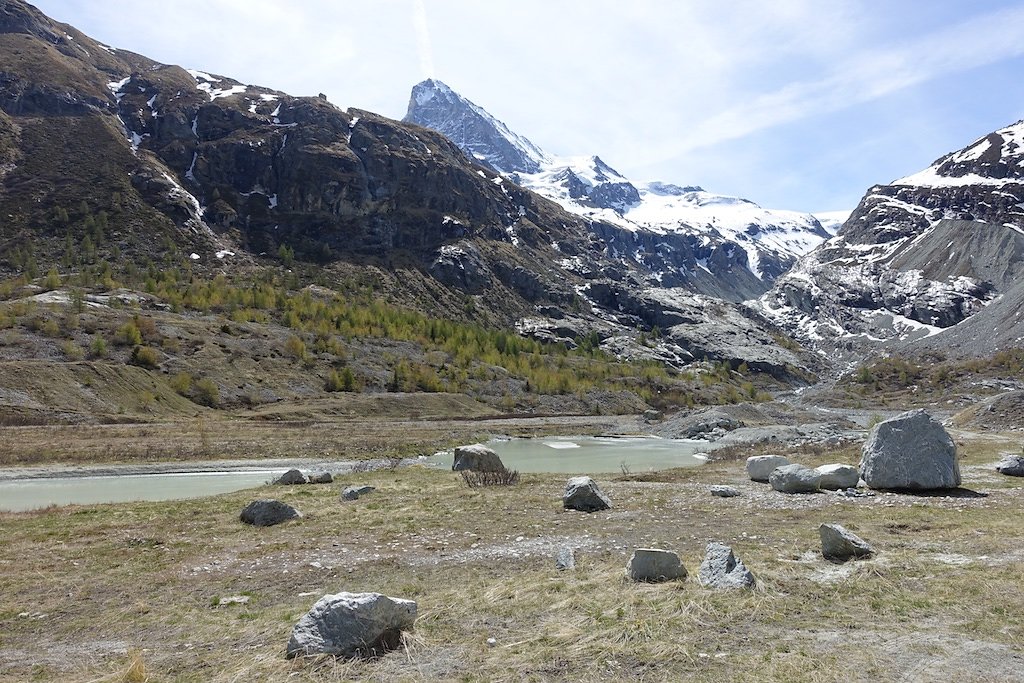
[33,0,1024,213]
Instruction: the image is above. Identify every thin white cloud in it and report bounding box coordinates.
[412,0,435,78]
[651,4,1024,161]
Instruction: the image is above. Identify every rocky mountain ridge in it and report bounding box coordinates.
[0,0,816,381]
[756,119,1024,359]
[403,79,834,298]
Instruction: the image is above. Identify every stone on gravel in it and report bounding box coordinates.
[555,546,576,571]
[274,469,309,485]
[746,455,790,482]
[860,409,960,490]
[819,523,874,562]
[995,455,1024,477]
[698,542,756,589]
[815,464,860,490]
[709,485,741,498]
[626,548,686,583]
[309,472,333,484]
[286,592,417,659]
[769,463,821,493]
[452,444,505,472]
[240,499,302,527]
[341,485,376,501]
[563,476,612,512]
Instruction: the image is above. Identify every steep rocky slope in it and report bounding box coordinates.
[404,79,832,299]
[0,0,816,381]
[757,119,1024,358]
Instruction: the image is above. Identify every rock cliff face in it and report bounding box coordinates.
[0,0,818,380]
[404,79,832,299]
[756,119,1024,356]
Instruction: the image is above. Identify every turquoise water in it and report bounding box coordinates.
[0,469,281,512]
[426,436,711,473]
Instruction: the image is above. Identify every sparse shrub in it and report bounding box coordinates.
[133,315,159,341]
[115,322,143,346]
[40,318,61,338]
[60,340,84,360]
[192,378,220,407]
[90,334,107,358]
[130,345,160,369]
[284,334,306,361]
[169,372,192,396]
[460,468,520,487]
[325,367,357,392]
[42,266,61,291]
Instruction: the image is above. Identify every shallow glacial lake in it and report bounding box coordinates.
[426,436,712,473]
[0,469,282,513]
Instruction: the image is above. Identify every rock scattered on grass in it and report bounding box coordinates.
[814,464,860,490]
[309,472,333,484]
[860,409,960,490]
[626,548,686,583]
[819,523,874,562]
[769,463,821,494]
[709,485,741,498]
[555,546,576,571]
[274,469,309,485]
[698,542,756,589]
[995,454,1024,477]
[452,444,505,472]
[563,476,612,512]
[240,499,302,527]
[286,592,417,659]
[746,454,790,482]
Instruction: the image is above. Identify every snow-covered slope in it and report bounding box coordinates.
[404,80,831,291]
[757,119,1024,354]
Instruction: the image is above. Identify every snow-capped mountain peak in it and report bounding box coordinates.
[405,79,548,174]
[405,80,833,289]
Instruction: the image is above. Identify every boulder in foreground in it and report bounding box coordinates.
[698,542,756,589]
[819,523,874,562]
[995,454,1024,477]
[860,409,960,490]
[452,444,505,472]
[769,463,821,493]
[563,476,612,512]
[240,499,302,527]
[746,455,790,482]
[626,548,686,583]
[286,592,417,659]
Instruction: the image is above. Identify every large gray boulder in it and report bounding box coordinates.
[815,464,860,490]
[996,454,1024,477]
[819,523,874,562]
[698,542,756,589]
[452,444,505,472]
[274,469,309,485]
[240,499,302,527]
[286,592,417,659]
[859,409,960,490]
[563,476,612,512]
[769,463,821,493]
[746,455,790,482]
[626,548,686,583]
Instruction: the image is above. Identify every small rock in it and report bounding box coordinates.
[746,454,790,482]
[216,595,250,606]
[309,472,333,484]
[769,463,821,494]
[555,546,576,571]
[819,523,874,562]
[286,592,417,659]
[643,409,662,422]
[814,464,860,490]
[995,454,1024,477]
[626,548,686,583]
[341,487,360,501]
[834,487,875,498]
[698,542,756,589]
[452,444,505,472]
[486,637,497,647]
[240,499,302,527]
[274,469,309,485]
[709,485,741,498]
[563,476,612,512]
[353,485,376,496]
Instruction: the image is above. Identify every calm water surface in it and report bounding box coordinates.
[427,436,712,473]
